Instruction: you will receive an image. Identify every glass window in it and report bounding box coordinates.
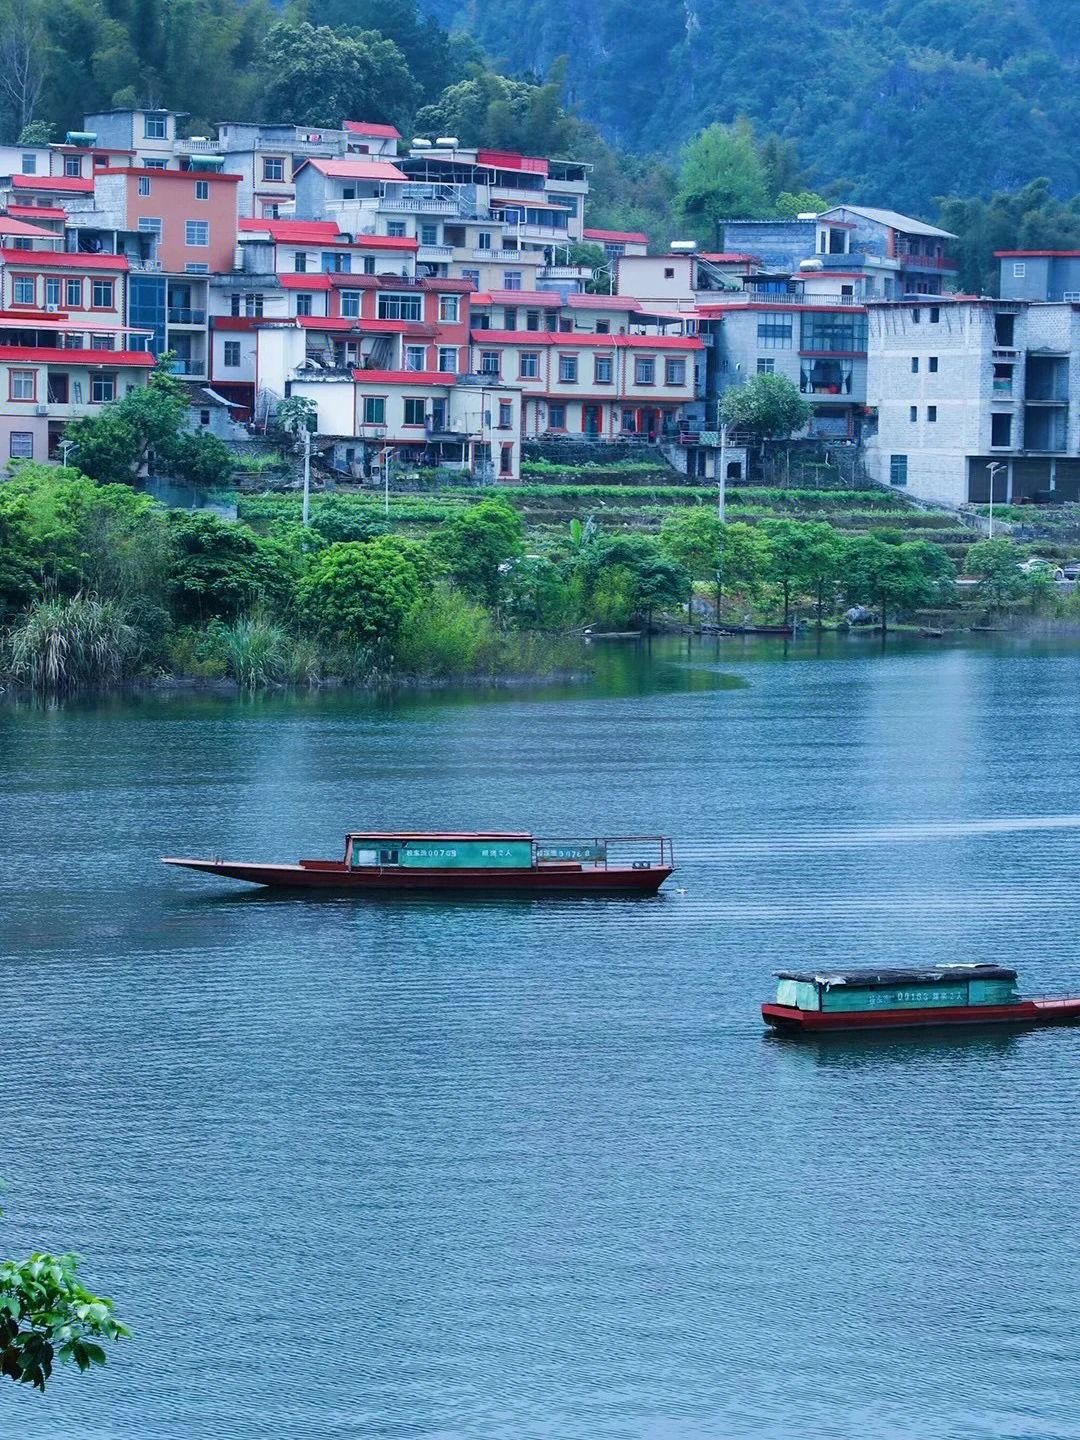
[437,347,457,373]
[144,113,167,139]
[595,319,610,335]
[263,157,285,183]
[519,352,539,379]
[634,357,655,385]
[929,307,941,323]
[910,405,918,422]
[480,351,501,377]
[185,220,209,247]
[799,311,868,352]
[138,176,152,197]
[548,403,566,428]
[928,405,937,422]
[91,373,116,403]
[889,454,907,487]
[756,358,774,374]
[526,309,541,331]
[143,159,167,170]
[991,412,1012,446]
[461,269,480,288]
[222,341,241,367]
[438,295,460,323]
[929,356,939,373]
[558,354,578,383]
[91,334,114,350]
[420,224,438,246]
[477,232,492,250]
[756,318,792,349]
[387,222,406,238]
[665,358,686,385]
[500,443,513,475]
[45,278,61,307]
[405,346,425,371]
[295,293,313,316]
[340,291,361,318]
[92,279,114,308]
[185,263,209,274]
[321,252,350,273]
[594,356,613,384]
[64,156,81,177]
[195,180,209,201]
[362,396,386,425]
[503,271,523,290]
[378,293,422,321]
[138,217,163,247]
[362,256,374,275]
[503,307,517,331]
[403,398,426,426]
[911,357,919,373]
[498,399,513,429]
[9,368,36,400]
[9,431,33,459]
[20,154,36,175]
[12,277,34,304]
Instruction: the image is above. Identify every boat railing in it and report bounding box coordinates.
[534,835,674,869]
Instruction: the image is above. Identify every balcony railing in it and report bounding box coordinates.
[538,265,590,280]
[474,249,533,263]
[167,307,206,325]
[897,252,956,271]
[417,244,454,259]
[379,196,459,214]
[168,359,206,376]
[175,139,221,155]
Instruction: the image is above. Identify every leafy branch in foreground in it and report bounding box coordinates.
[0,1250,129,1391]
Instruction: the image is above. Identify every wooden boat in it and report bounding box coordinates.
[762,963,1080,1033]
[163,831,675,894]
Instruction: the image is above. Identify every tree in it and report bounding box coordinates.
[166,510,288,623]
[758,518,817,626]
[430,498,524,607]
[773,189,829,219]
[843,534,954,630]
[718,521,772,617]
[632,555,690,629]
[298,537,426,644]
[580,533,688,628]
[65,362,189,486]
[965,537,1029,611]
[16,119,52,145]
[0,0,47,133]
[276,395,317,438]
[720,373,812,440]
[659,506,722,614]
[257,22,418,130]
[0,1249,129,1390]
[676,120,770,249]
[801,522,846,624]
[169,431,234,489]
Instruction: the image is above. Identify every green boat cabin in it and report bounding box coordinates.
[774,964,1020,1013]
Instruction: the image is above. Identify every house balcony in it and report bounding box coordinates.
[167,307,206,325]
[168,358,207,376]
[379,195,459,215]
[897,252,957,272]
[473,249,535,264]
[174,139,221,155]
[538,265,590,281]
[417,244,454,261]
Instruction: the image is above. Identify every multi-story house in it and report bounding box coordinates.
[615,248,762,309]
[863,298,1080,506]
[0,222,154,463]
[722,207,958,300]
[583,228,649,262]
[82,109,183,169]
[997,250,1080,303]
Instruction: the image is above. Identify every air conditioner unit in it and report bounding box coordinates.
[35,405,48,416]
[45,304,59,313]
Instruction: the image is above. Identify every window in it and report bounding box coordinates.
[378,293,422,321]
[911,356,919,373]
[664,267,675,279]
[92,279,114,309]
[231,293,264,317]
[757,318,793,349]
[519,352,539,379]
[185,263,209,274]
[525,309,541,331]
[263,157,285,183]
[90,334,114,351]
[47,373,68,403]
[294,251,308,274]
[362,396,386,425]
[477,232,492,250]
[548,402,566,428]
[437,346,457,373]
[138,217,162,250]
[503,271,523,290]
[91,373,116,403]
[480,350,501,377]
[910,405,918,422]
[911,308,921,324]
[185,221,209,247]
[188,181,207,203]
[420,224,438,246]
[461,269,481,288]
[635,357,655,385]
[403,398,426,426]
[1013,262,1026,278]
[64,156,81,177]
[362,256,375,275]
[12,277,34,305]
[991,412,1012,447]
[621,409,636,433]
[144,113,167,139]
[199,409,211,426]
[20,154,36,175]
[929,356,939,373]
[595,319,610,335]
[799,312,868,352]
[503,307,517,331]
[558,354,578,383]
[498,399,513,429]
[928,405,937,422]
[594,355,613,384]
[929,307,941,323]
[138,176,152,197]
[756,358,774,374]
[405,345,426,371]
[439,295,460,323]
[340,291,361,318]
[889,454,907,487]
[223,341,241,367]
[45,278,60,307]
[500,443,514,476]
[143,159,167,170]
[321,252,350,273]
[9,369,35,401]
[9,432,33,459]
[386,221,406,238]
[295,293,313,316]
[665,358,686,385]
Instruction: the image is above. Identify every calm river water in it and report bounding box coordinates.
[3,634,1080,1440]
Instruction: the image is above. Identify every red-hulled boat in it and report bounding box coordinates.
[762,964,1080,1033]
[163,831,675,894]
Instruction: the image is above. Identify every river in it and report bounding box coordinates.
[2,634,1080,1440]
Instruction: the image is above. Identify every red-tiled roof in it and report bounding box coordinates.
[278,274,333,291]
[584,227,649,245]
[699,252,760,263]
[470,290,558,306]
[107,167,241,183]
[0,247,129,270]
[349,369,454,385]
[565,293,644,310]
[471,329,703,349]
[11,175,93,193]
[6,204,67,221]
[0,345,153,365]
[239,218,339,241]
[297,316,408,333]
[344,120,402,140]
[300,158,407,182]
[477,149,548,176]
[0,215,62,238]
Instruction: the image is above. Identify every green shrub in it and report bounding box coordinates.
[395,584,496,675]
[6,594,140,693]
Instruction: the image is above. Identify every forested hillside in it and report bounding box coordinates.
[422,0,1080,213]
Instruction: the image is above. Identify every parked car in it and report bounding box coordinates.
[1019,557,1066,581]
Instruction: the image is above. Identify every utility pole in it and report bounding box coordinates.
[384,446,392,518]
[985,461,1006,538]
[301,424,311,527]
[717,407,728,523]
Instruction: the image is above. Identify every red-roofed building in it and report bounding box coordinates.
[583,227,649,260]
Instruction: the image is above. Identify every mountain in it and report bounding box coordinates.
[420,0,1080,213]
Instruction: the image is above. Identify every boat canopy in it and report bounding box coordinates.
[776,964,1018,988]
[346,831,533,841]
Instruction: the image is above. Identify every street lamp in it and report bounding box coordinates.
[985,461,1007,538]
[59,439,78,468]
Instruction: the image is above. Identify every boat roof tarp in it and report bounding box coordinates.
[347,831,533,841]
[776,964,1017,987]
